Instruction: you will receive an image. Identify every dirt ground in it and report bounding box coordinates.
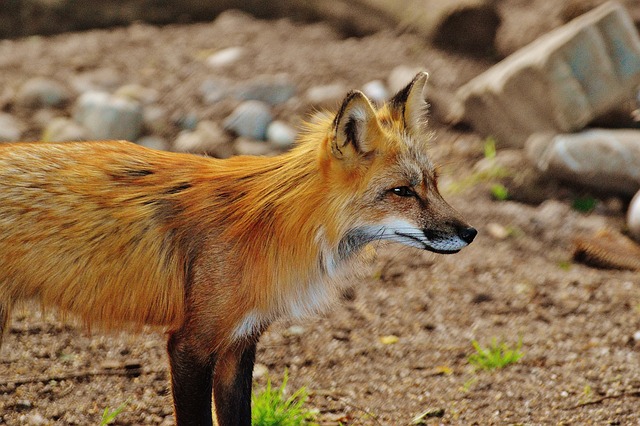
[1,1,640,425]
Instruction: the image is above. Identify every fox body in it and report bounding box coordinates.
[0,73,475,425]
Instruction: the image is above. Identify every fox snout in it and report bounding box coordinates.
[419,223,477,255]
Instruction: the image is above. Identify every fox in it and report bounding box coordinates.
[0,72,476,425]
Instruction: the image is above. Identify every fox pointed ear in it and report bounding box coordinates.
[389,71,429,133]
[332,90,379,159]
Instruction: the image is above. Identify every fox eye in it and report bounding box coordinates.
[391,186,416,197]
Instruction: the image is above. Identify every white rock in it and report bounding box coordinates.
[0,113,23,142]
[73,91,144,141]
[206,46,245,68]
[527,129,640,196]
[266,120,297,149]
[42,117,88,142]
[633,330,640,342]
[628,190,640,242]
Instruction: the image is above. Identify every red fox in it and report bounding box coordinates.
[0,72,475,425]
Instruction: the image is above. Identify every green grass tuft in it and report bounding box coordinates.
[572,196,597,213]
[468,338,524,371]
[252,370,318,426]
[490,184,509,201]
[99,399,130,425]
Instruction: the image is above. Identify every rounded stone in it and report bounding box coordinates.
[223,100,273,140]
[73,91,144,141]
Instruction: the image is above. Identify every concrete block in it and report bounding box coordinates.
[456,2,640,147]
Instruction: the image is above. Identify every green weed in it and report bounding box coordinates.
[490,183,509,201]
[468,338,524,371]
[252,370,318,426]
[99,399,130,425]
[572,196,598,213]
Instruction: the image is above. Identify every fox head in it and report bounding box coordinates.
[321,72,476,257]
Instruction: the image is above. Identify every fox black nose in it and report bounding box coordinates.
[459,226,477,244]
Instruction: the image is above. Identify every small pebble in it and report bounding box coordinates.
[633,330,640,342]
[73,91,144,141]
[362,79,389,105]
[234,138,273,156]
[286,325,306,336]
[223,100,273,140]
[137,136,169,151]
[266,120,297,149]
[305,83,346,108]
[233,74,296,106]
[143,105,170,134]
[200,78,232,104]
[486,223,509,240]
[0,113,23,142]
[627,190,640,242]
[206,46,245,68]
[42,117,88,142]
[253,363,268,379]
[114,84,159,105]
[16,77,70,108]
[174,120,234,158]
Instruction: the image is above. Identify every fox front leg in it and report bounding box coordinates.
[167,331,216,426]
[212,341,257,426]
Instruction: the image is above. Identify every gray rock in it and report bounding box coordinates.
[223,101,273,140]
[361,80,389,105]
[233,74,296,106]
[73,91,144,141]
[305,82,347,109]
[137,135,169,151]
[16,77,70,108]
[456,2,640,147]
[175,113,199,131]
[526,129,640,196]
[200,78,232,104]
[266,120,297,149]
[42,117,88,142]
[628,190,640,241]
[174,120,234,158]
[0,113,23,142]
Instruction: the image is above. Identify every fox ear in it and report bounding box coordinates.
[332,90,379,159]
[389,71,429,133]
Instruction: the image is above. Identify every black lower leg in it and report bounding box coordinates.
[167,332,216,426]
[213,342,257,426]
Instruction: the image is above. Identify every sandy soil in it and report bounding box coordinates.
[1,1,640,425]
